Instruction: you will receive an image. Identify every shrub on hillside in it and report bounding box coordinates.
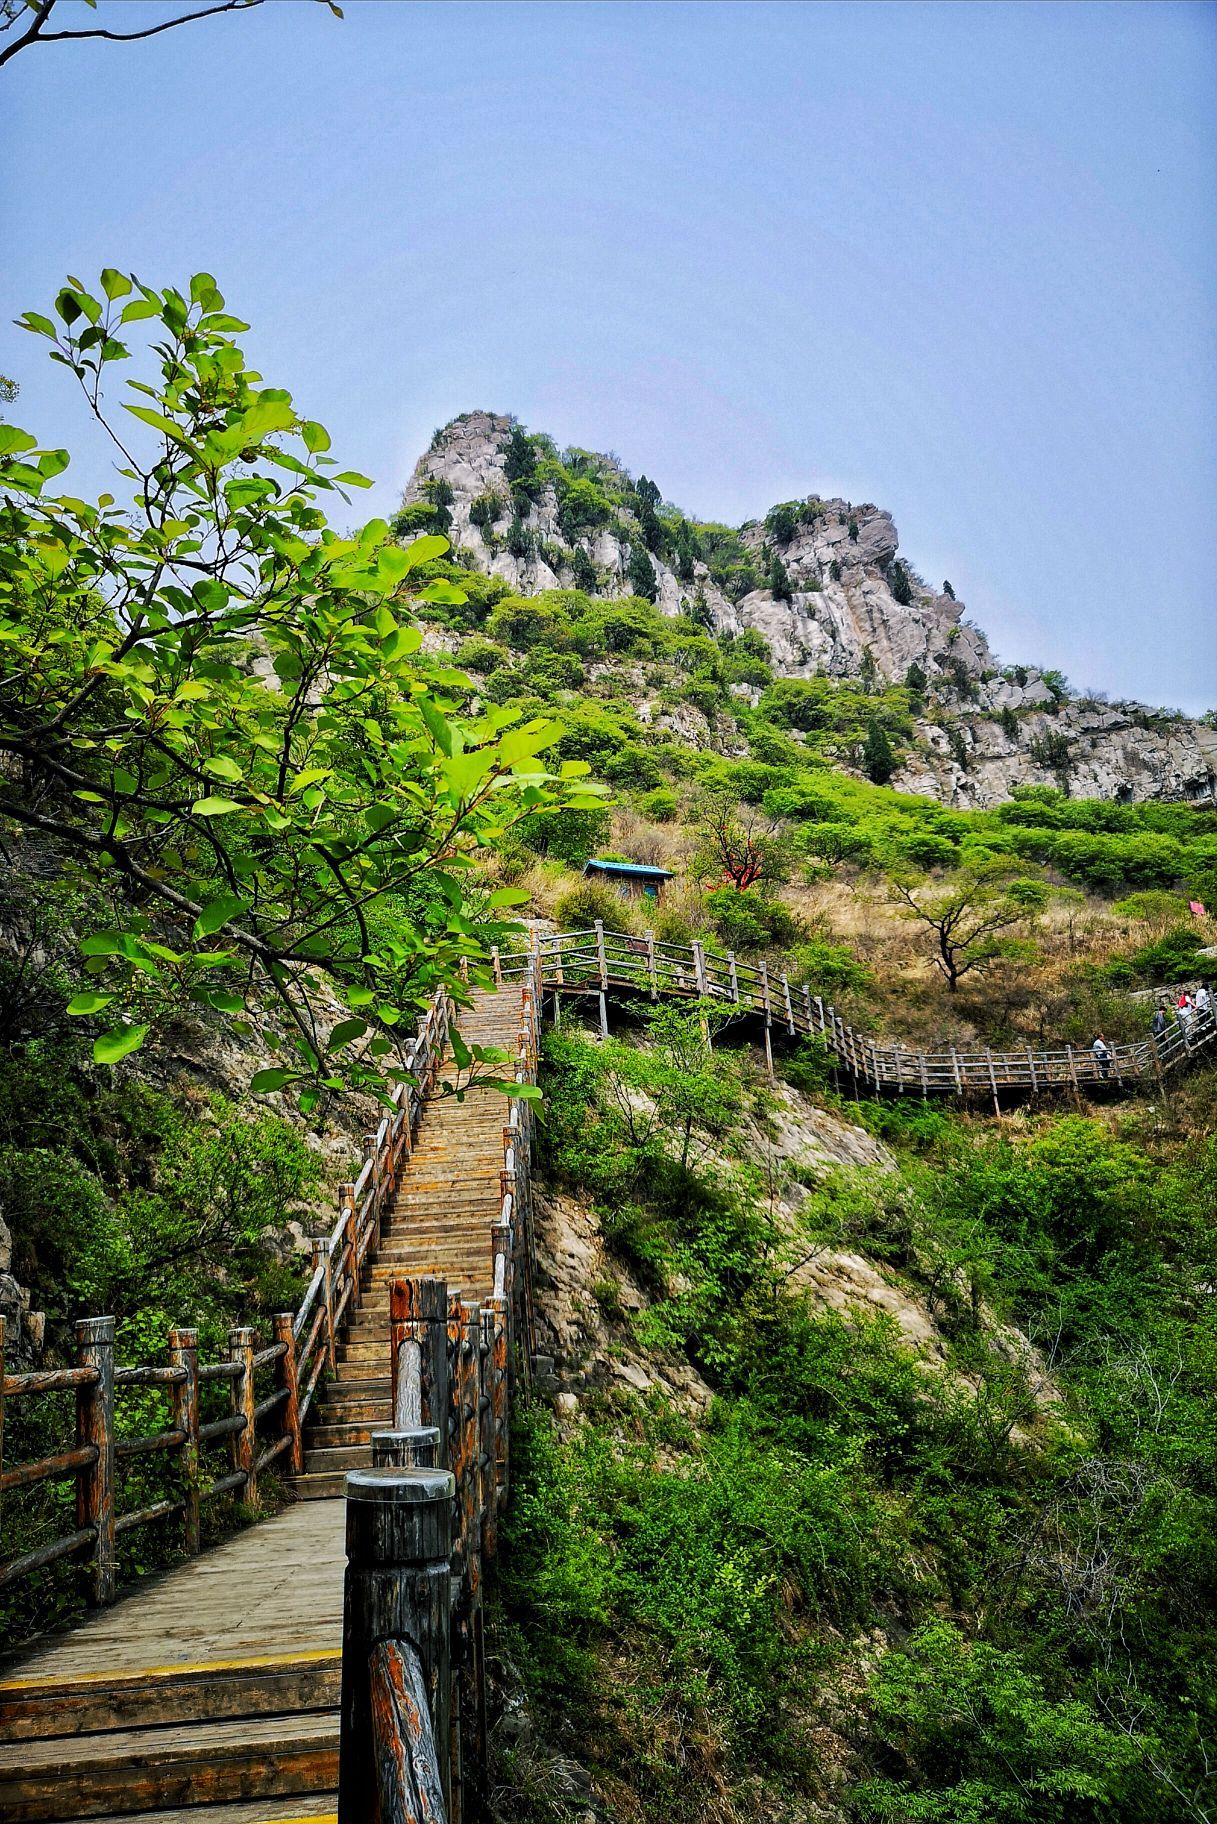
[641,787,679,822]
[552,879,637,934]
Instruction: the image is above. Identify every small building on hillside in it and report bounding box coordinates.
[582,858,674,904]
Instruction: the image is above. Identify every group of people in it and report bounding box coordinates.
[1152,984,1213,1046]
[1089,983,1213,1080]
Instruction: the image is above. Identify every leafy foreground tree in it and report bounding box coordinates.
[0,271,600,1107]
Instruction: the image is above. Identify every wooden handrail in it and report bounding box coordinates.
[509,927,1216,1096]
[0,978,455,1604]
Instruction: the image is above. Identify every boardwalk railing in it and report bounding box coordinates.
[494,921,1216,1101]
[0,983,454,1606]
[341,956,542,1824]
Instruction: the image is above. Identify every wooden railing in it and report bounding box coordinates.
[493,921,1216,1102]
[338,956,543,1824]
[0,984,454,1605]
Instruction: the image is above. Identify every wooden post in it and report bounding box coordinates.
[728,951,740,1005]
[986,1048,1000,1117]
[758,961,774,1079]
[76,1315,116,1606]
[314,1235,337,1373]
[169,1326,201,1552]
[491,946,502,985]
[950,1046,963,1097]
[272,1311,304,1477]
[228,1325,259,1510]
[1026,1047,1038,1095]
[390,1279,450,1457]
[338,1466,454,1824]
[477,1309,497,1558]
[371,1428,441,1469]
[595,918,608,989]
[691,939,707,995]
[1066,1044,1082,1106]
[646,928,658,999]
[781,972,795,1035]
[803,983,813,1032]
[487,1300,510,1512]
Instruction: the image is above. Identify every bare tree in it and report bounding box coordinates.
[1,0,340,70]
[692,787,790,891]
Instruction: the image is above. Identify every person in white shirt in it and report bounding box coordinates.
[1092,1033,1112,1079]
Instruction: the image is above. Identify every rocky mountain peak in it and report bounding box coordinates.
[402,414,1217,811]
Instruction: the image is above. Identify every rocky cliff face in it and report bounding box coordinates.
[405,411,1217,809]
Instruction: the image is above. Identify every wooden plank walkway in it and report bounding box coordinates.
[0,985,528,1821]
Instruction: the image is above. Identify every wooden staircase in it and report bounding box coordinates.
[293,987,524,1500]
[0,985,526,1822]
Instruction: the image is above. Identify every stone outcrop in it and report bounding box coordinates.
[405,412,1217,810]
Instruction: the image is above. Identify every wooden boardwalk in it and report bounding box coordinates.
[0,987,527,1823]
[506,923,1217,1101]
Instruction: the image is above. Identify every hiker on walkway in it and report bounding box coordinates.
[1152,1004,1169,1047]
[1178,992,1195,1042]
[1196,982,1213,1029]
[1092,1033,1112,1080]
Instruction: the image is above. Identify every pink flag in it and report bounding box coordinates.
[1190,900,1207,918]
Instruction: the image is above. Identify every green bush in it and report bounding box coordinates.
[640,787,679,822]
[552,878,637,933]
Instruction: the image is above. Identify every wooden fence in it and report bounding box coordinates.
[0,985,453,1605]
[492,921,1215,1103]
[339,957,542,1824]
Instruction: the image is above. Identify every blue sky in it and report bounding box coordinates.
[3,0,1215,709]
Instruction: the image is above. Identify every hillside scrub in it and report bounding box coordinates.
[493,1011,1217,1822]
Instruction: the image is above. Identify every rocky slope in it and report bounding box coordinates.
[404,411,1217,809]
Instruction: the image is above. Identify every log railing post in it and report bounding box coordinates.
[728,951,739,1005]
[390,1278,450,1457]
[314,1235,337,1373]
[371,1428,441,1469]
[273,1311,304,1477]
[646,928,658,999]
[594,918,609,1039]
[76,1315,116,1606]
[781,972,795,1035]
[758,961,774,1079]
[228,1325,259,1510]
[169,1325,201,1553]
[338,1467,454,1824]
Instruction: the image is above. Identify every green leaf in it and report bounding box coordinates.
[202,755,243,783]
[94,1024,149,1064]
[191,796,245,816]
[403,534,448,568]
[67,991,115,1015]
[251,1067,298,1093]
[192,893,250,940]
[328,1018,368,1050]
[100,268,133,301]
[489,887,531,907]
[418,697,454,757]
[0,425,37,456]
[119,299,160,323]
[301,420,331,453]
[334,470,373,488]
[205,990,246,1014]
[450,1030,472,1069]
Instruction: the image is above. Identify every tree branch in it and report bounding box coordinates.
[1,0,269,68]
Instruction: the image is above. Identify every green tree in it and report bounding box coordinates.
[0,271,598,1105]
[890,560,913,606]
[862,717,896,784]
[889,861,1046,991]
[942,578,955,599]
[627,542,658,602]
[768,553,792,601]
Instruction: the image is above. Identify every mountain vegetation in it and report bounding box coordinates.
[1,297,1214,1820]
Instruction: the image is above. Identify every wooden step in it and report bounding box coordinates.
[82,1797,336,1824]
[303,1445,374,1475]
[305,1421,380,1450]
[292,1473,348,1501]
[0,1654,340,1744]
[0,1708,339,1820]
